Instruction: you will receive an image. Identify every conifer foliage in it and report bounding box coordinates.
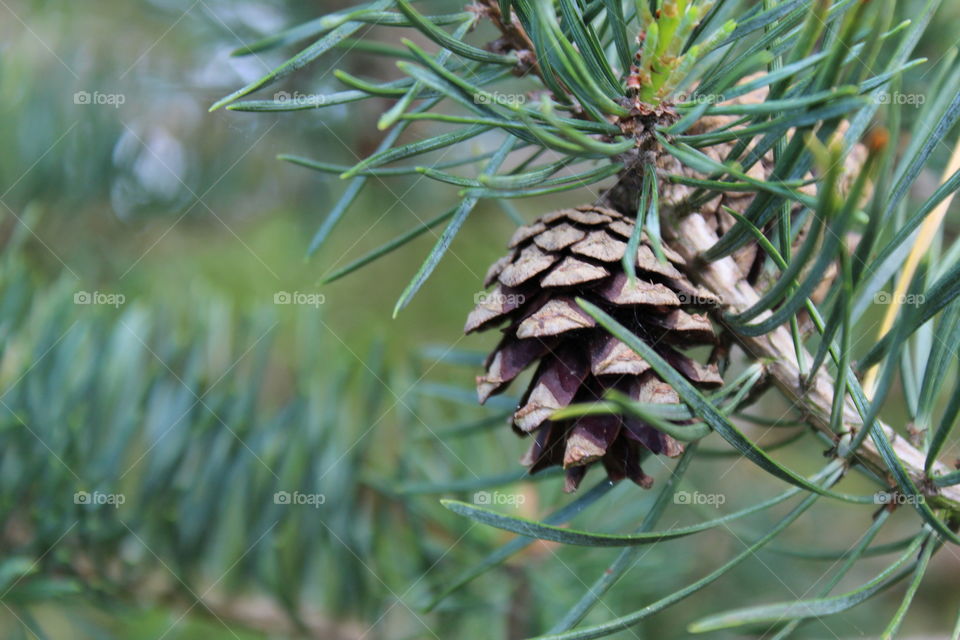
[217,0,960,637]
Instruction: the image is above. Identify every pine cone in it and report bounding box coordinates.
[465,205,722,492]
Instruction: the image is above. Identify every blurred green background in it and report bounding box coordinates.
[2,1,959,638]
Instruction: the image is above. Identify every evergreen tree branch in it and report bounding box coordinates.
[665,210,960,509]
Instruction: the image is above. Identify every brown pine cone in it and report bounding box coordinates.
[465,205,722,492]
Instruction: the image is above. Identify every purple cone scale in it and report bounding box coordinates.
[466,205,721,492]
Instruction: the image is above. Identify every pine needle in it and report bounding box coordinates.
[862,137,960,398]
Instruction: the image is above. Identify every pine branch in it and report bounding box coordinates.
[211,1,960,634]
[666,210,960,508]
